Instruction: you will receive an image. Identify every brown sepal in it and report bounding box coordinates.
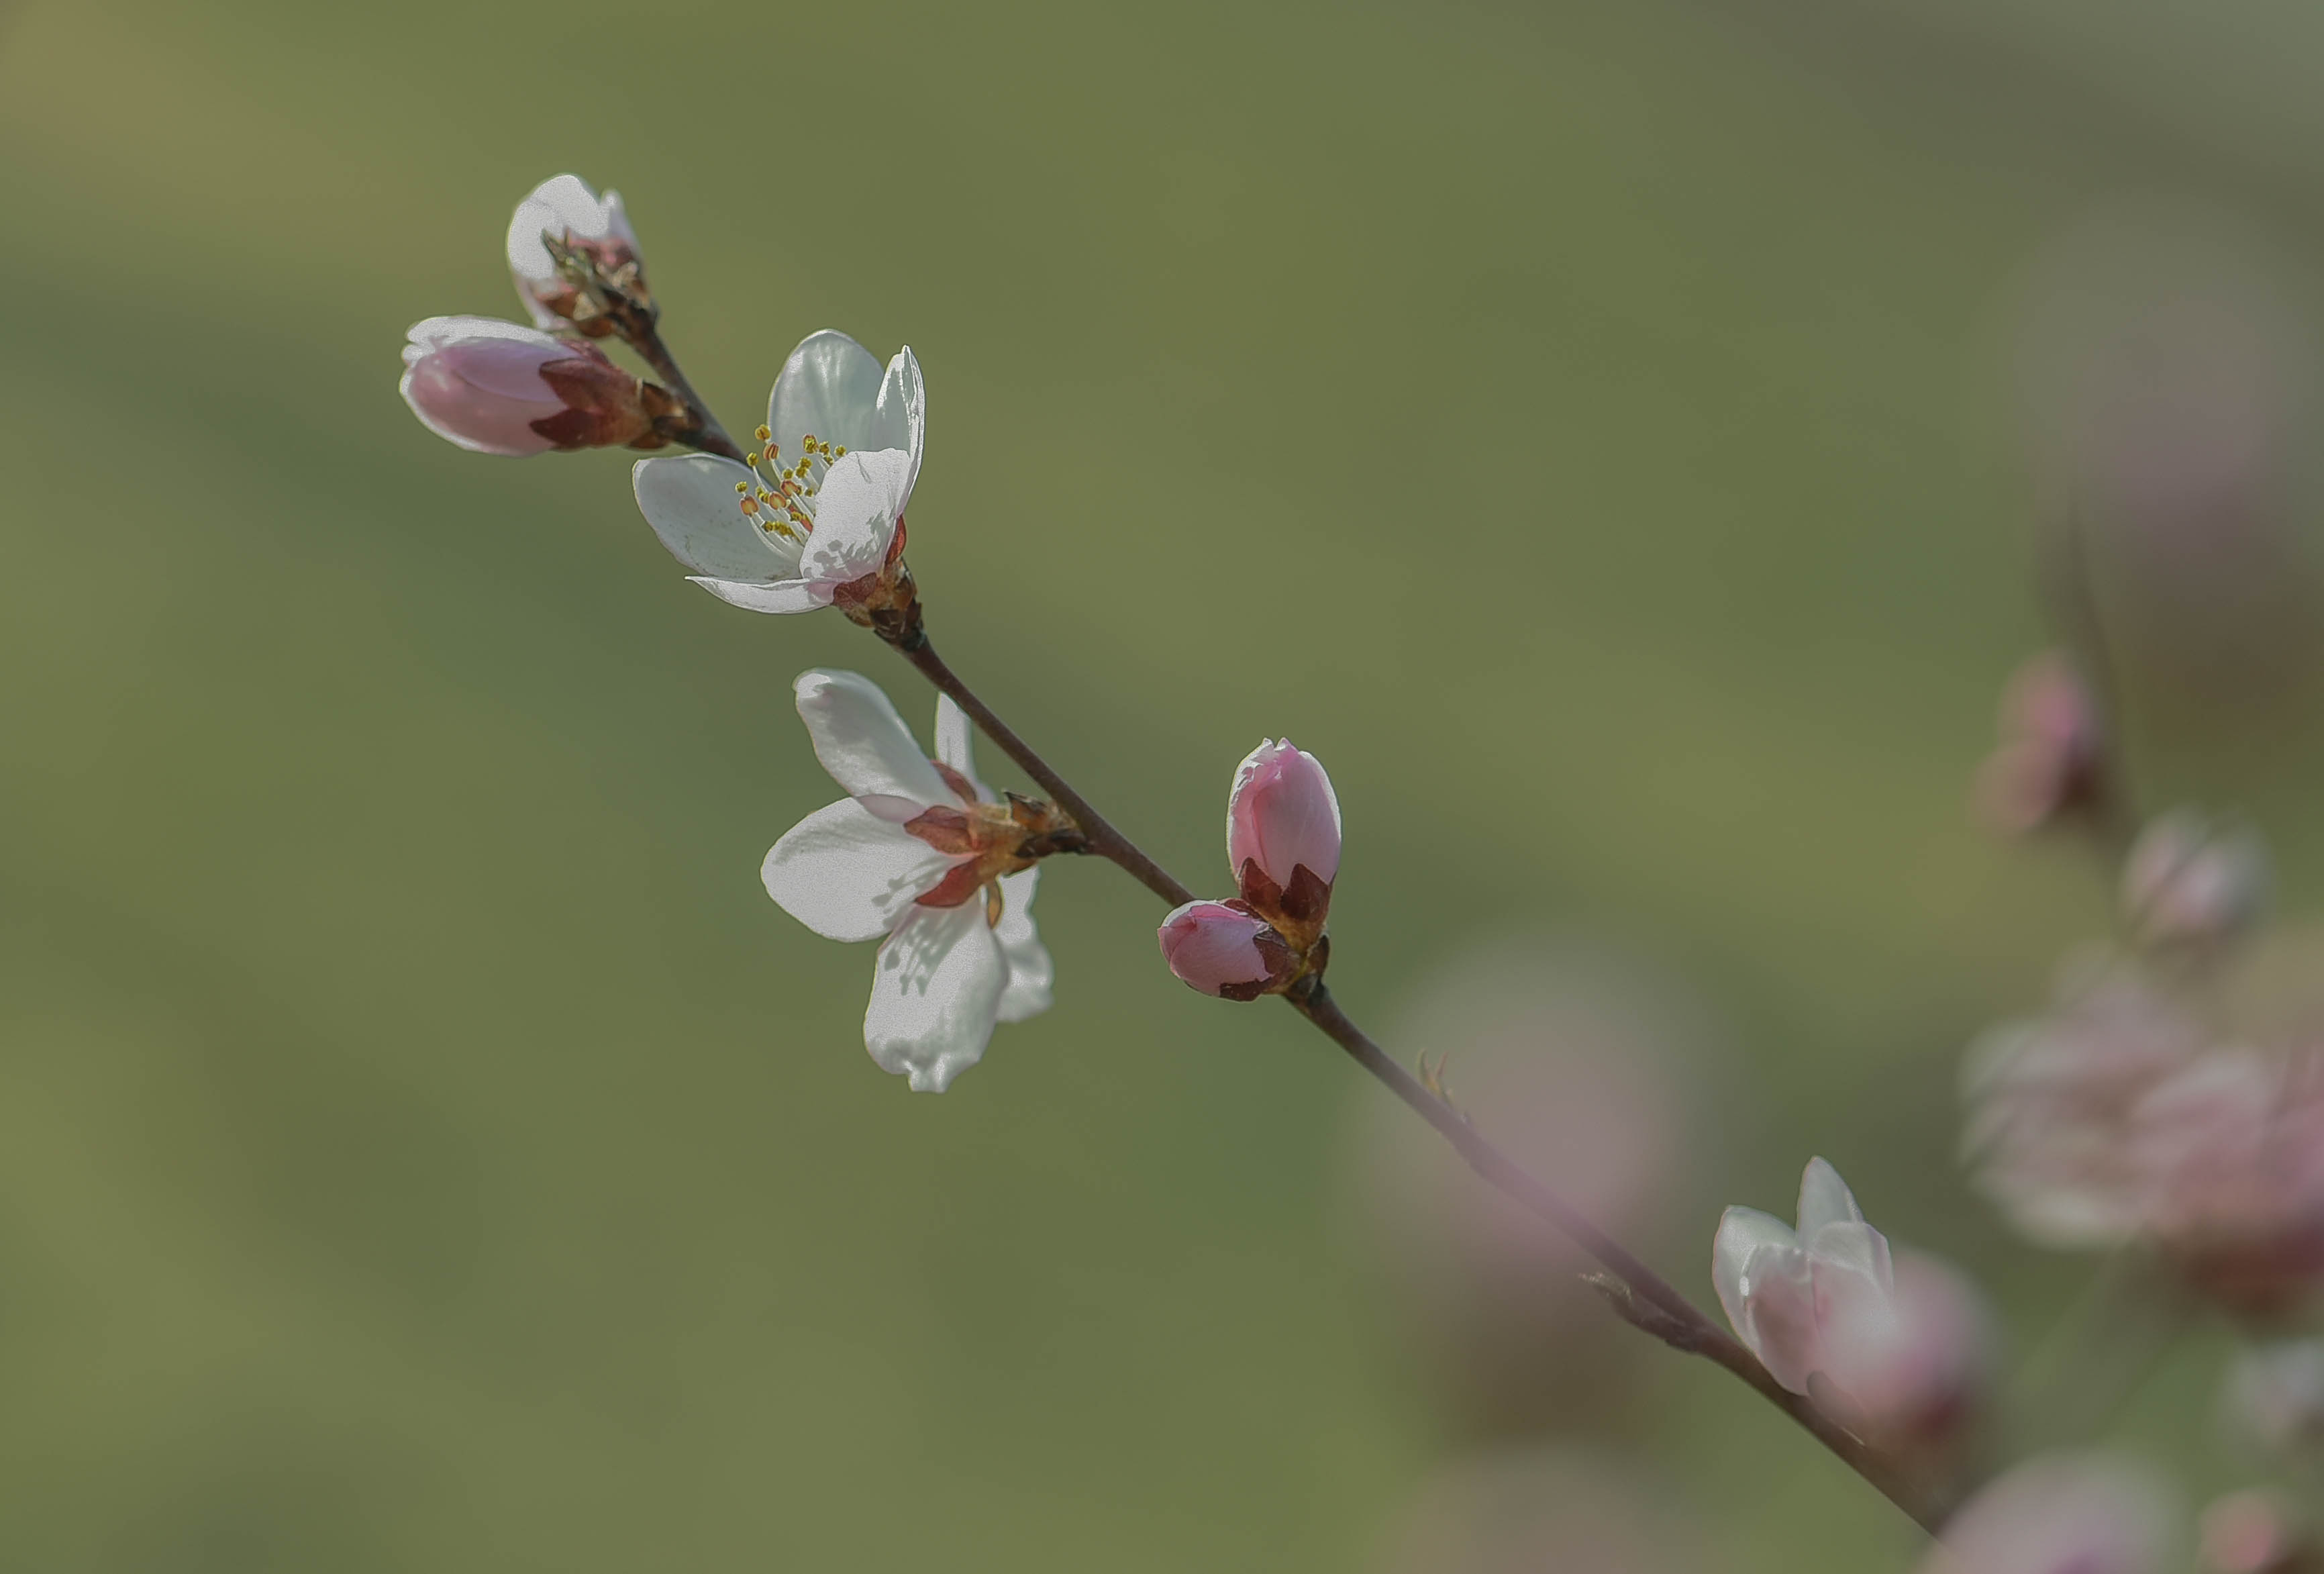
[1237,857,1283,915]
[902,806,977,856]
[931,760,978,805]
[1216,923,1301,1000]
[1275,865,1333,930]
[914,861,987,909]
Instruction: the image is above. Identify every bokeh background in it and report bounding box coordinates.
[7,0,2324,1567]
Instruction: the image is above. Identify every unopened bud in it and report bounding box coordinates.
[505,173,644,333]
[1226,739,1341,940]
[400,316,660,456]
[1158,901,1299,1000]
[2203,1491,2319,1574]
[2123,809,2269,950]
[1975,651,2106,835]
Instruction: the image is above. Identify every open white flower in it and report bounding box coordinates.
[763,670,1054,1091]
[631,330,924,615]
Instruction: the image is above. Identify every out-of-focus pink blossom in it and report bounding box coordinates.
[2201,1490,2315,1574]
[1376,1444,1707,1574]
[400,316,652,456]
[1346,941,1703,1431]
[2224,1339,2324,1454]
[1918,1453,2170,1574]
[1963,962,2205,1248]
[1227,739,1342,924]
[1968,960,2324,1314]
[1156,901,1295,1000]
[1974,652,2106,835]
[1817,1251,1993,1448]
[2132,1048,2324,1317]
[2124,810,2270,950]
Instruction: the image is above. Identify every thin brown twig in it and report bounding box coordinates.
[881,631,1947,1536]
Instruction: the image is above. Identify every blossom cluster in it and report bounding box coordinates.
[399,175,2324,1568]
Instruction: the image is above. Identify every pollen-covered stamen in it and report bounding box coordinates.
[731,424,853,542]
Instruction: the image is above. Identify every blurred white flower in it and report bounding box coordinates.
[762,671,1054,1091]
[1919,1453,2170,1574]
[632,330,924,615]
[1713,1158,1991,1447]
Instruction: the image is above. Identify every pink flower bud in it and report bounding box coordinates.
[2124,810,2270,949]
[1919,1454,2170,1574]
[1226,740,1341,930]
[2202,1491,2313,1574]
[1975,652,2106,835]
[400,316,654,456]
[1157,901,1296,1001]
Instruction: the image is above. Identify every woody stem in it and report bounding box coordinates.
[627,320,747,463]
[882,631,1947,1537]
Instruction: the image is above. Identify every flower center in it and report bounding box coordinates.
[733,424,850,544]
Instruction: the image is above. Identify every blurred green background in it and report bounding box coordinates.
[7,0,2324,1567]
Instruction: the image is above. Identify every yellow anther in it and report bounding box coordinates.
[754,424,772,442]
[833,445,846,456]
[800,432,815,448]
[735,480,749,493]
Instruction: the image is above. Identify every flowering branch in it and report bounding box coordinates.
[882,622,1947,1534]
[406,170,1975,1544]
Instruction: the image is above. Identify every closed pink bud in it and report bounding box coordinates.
[401,316,655,456]
[1158,901,1297,1001]
[2201,1491,2316,1574]
[1976,652,2106,835]
[1226,740,1341,929]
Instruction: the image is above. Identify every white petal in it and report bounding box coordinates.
[993,867,1053,1024]
[793,669,954,811]
[797,449,911,589]
[1808,1219,1896,1297]
[1796,1156,1866,1236]
[866,902,1008,1091]
[1713,1206,1798,1337]
[506,174,625,323]
[632,454,800,579]
[878,345,925,501]
[762,799,960,943]
[689,576,831,615]
[1738,1248,1821,1395]
[933,694,992,801]
[768,330,888,458]
[402,313,569,362]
